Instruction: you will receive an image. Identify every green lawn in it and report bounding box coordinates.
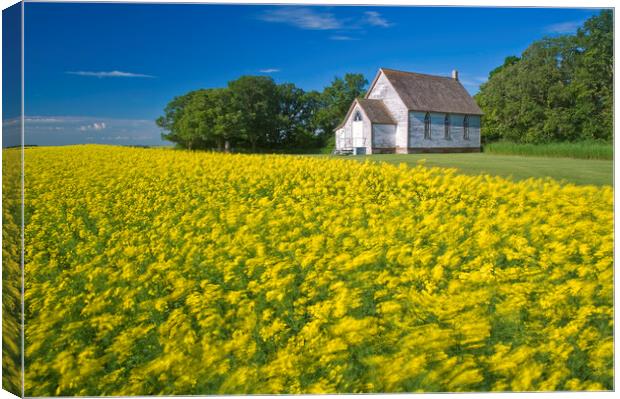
[320,153,613,186]
[483,141,613,160]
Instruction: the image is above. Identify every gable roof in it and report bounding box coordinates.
[335,98,396,130]
[357,99,397,125]
[369,68,484,115]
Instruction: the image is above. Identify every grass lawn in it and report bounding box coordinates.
[319,153,613,186]
[483,141,613,160]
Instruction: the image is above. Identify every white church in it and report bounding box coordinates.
[334,68,483,155]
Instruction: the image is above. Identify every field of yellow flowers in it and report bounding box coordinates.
[20,145,612,395]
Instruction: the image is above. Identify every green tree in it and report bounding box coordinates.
[157,89,239,150]
[475,10,612,144]
[312,73,368,143]
[156,93,194,148]
[157,73,368,152]
[276,84,321,148]
[203,88,239,151]
[175,90,210,150]
[570,9,613,141]
[227,76,280,151]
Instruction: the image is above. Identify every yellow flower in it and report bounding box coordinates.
[17,145,612,395]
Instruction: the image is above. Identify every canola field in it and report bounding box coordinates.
[20,145,613,395]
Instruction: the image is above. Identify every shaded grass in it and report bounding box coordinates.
[314,153,613,187]
[483,141,613,160]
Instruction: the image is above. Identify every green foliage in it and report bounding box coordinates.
[321,135,336,154]
[483,141,612,160]
[475,11,612,144]
[157,73,367,152]
[312,74,368,142]
[228,76,280,150]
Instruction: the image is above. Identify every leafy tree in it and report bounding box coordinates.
[227,76,280,151]
[156,93,193,148]
[203,88,239,151]
[488,56,520,79]
[157,73,368,152]
[175,90,211,150]
[312,73,368,142]
[570,9,613,141]
[157,89,238,150]
[277,84,321,148]
[475,10,612,144]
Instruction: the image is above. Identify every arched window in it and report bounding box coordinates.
[463,115,469,140]
[354,110,363,121]
[444,114,451,139]
[424,112,431,139]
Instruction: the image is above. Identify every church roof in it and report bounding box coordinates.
[334,98,396,130]
[372,68,484,115]
[357,99,397,125]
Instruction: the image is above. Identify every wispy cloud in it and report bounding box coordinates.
[79,122,106,131]
[330,35,358,41]
[66,70,155,78]
[24,116,66,123]
[259,68,280,73]
[259,7,392,32]
[459,75,487,86]
[546,20,583,34]
[364,11,392,28]
[456,73,488,94]
[258,7,341,30]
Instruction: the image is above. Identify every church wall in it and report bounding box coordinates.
[408,111,481,151]
[372,124,396,148]
[336,103,372,152]
[367,72,408,152]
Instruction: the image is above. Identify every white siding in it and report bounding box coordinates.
[336,103,372,152]
[335,128,345,150]
[409,111,481,149]
[372,124,396,148]
[367,72,408,152]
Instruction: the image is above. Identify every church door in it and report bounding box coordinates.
[352,120,364,148]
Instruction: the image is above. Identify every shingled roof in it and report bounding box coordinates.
[357,99,396,124]
[373,68,484,115]
[335,98,396,130]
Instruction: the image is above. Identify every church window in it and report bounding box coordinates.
[463,115,470,140]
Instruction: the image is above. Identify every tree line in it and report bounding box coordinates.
[157,74,367,151]
[475,10,612,143]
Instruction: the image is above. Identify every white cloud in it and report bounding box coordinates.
[454,73,488,95]
[458,74,487,86]
[24,116,65,123]
[100,135,130,141]
[259,7,393,34]
[22,116,166,146]
[259,7,341,30]
[259,68,280,73]
[330,35,358,41]
[79,122,106,131]
[546,21,583,34]
[66,70,155,78]
[364,11,392,28]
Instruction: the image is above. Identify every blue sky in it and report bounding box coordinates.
[16,3,604,146]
